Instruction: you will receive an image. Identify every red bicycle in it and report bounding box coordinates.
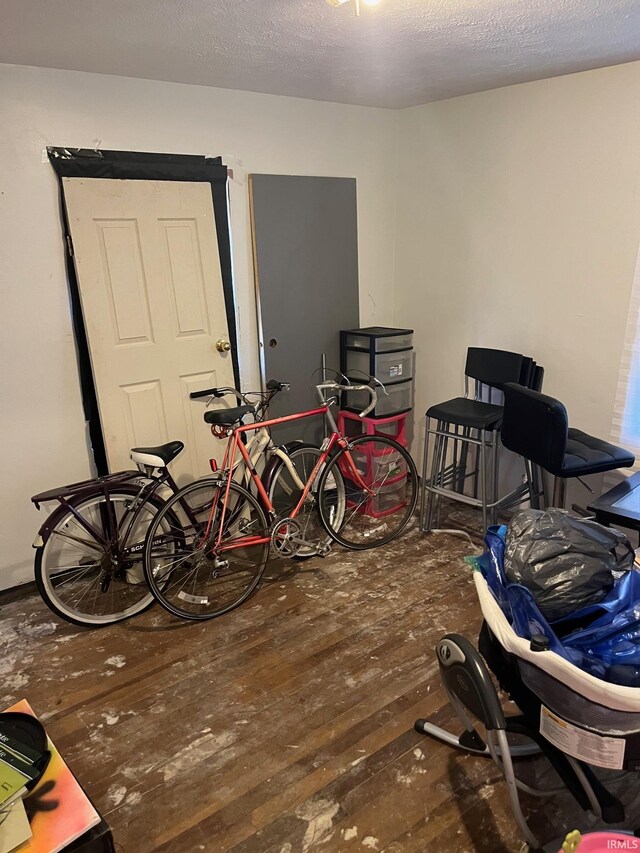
[142,381,418,620]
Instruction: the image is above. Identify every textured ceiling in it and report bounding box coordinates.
[2,0,640,108]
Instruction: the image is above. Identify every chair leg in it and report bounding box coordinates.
[480,429,488,532]
[552,477,567,508]
[532,463,545,509]
[534,465,547,509]
[451,424,460,493]
[425,425,443,531]
[472,428,480,499]
[437,429,450,527]
[458,426,470,493]
[419,416,430,531]
[523,458,535,510]
[491,431,500,526]
[433,421,448,527]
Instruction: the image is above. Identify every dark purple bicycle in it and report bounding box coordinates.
[31,441,185,627]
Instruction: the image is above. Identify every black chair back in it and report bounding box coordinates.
[531,364,544,392]
[465,348,525,391]
[501,383,568,476]
[518,356,534,389]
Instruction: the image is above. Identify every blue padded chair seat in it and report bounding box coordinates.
[426,397,503,431]
[561,429,635,477]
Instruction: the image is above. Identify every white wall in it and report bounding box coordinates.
[5,59,640,588]
[395,61,640,477]
[0,63,399,589]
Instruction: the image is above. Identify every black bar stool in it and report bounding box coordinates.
[501,383,635,507]
[420,348,542,532]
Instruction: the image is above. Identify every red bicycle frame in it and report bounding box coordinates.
[205,403,376,553]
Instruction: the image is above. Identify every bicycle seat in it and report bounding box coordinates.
[204,405,255,426]
[130,440,184,468]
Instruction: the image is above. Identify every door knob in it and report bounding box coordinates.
[216,339,231,353]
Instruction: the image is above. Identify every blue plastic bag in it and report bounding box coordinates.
[478,525,640,685]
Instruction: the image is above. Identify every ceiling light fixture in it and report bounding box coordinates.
[326,0,381,16]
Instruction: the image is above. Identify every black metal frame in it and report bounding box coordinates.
[47,146,240,475]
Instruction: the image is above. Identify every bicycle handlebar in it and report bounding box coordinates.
[189,387,225,399]
[266,379,290,392]
[190,382,289,425]
[194,379,377,419]
[191,381,289,402]
[315,381,377,418]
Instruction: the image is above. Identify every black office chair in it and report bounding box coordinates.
[420,348,543,532]
[501,383,635,507]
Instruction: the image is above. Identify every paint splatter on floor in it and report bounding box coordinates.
[296,798,340,850]
[3,505,639,851]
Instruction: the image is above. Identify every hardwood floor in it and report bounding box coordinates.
[1,515,636,852]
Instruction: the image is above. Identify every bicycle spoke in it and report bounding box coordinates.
[46,563,98,573]
[144,481,269,620]
[319,437,417,550]
[50,566,100,586]
[50,529,104,552]
[38,490,161,625]
[216,552,263,565]
[154,549,199,575]
[163,565,200,595]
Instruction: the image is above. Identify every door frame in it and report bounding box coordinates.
[48,147,240,474]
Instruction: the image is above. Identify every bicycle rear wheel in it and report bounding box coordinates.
[316,436,418,550]
[143,479,269,620]
[35,486,168,627]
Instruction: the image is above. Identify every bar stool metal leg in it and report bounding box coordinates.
[437,428,451,528]
[422,415,529,535]
[534,464,547,509]
[472,428,480,499]
[552,477,567,508]
[491,430,500,526]
[451,424,467,493]
[425,422,444,532]
[433,422,448,529]
[523,459,535,509]
[457,426,470,493]
[480,428,488,533]
[419,415,430,531]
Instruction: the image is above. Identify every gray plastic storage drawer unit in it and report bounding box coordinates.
[340,326,414,418]
[340,327,414,377]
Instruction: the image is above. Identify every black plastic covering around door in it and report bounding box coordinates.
[48,147,238,474]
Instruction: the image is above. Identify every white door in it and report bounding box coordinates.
[63,178,236,482]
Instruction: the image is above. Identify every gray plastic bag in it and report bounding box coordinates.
[504,508,634,622]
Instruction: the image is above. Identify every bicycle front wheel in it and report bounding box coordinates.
[317,436,418,550]
[35,486,167,627]
[143,479,270,620]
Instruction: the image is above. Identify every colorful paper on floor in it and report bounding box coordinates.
[3,700,100,853]
[0,754,29,810]
[0,798,32,853]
